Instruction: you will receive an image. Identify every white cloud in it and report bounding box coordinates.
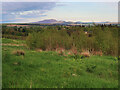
[59,0,119,2]
[2,2,56,22]
[2,0,59,2]
[10,10,48,19]
[11,10,45,15]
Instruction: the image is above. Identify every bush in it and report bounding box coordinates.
[26,26,118,56]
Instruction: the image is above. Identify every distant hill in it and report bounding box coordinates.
[32,19,63,24]
[32,19,75,24]
[32,19,116,25]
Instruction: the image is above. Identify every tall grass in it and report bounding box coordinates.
[2,45,118,88]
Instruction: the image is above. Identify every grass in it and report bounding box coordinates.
[2,38,118,88]
[2,38,26,44]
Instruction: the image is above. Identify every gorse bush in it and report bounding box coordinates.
[26,26,118,56]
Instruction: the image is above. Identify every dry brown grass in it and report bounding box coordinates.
[91,50,103,56]
[71,47,78,55]
[67,51,73,56]
[56,48,67,56]
[81,51,90,57]
[2,43,27,47]
[91,49,103,56]
[12,50,25,56]
[35,49,43,52]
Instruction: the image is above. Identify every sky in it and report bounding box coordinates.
[1,1,118,23]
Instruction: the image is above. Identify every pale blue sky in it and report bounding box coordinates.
[1,2,118,23]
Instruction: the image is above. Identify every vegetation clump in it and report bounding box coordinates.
[25,25,118,56]
[12,50,25,56]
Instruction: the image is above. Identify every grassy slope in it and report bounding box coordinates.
[2,38,118,88]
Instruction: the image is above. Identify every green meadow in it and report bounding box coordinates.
[2,38,118,88]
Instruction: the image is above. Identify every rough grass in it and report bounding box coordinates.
[2,38,118,88]
[12,50,25,56]
[2,38,26,44]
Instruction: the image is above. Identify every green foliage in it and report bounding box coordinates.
[26,28,72,50]
[2,24,118,56]
[26,26,118,56]
[2,25,42,40]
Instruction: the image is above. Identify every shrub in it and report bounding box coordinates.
[26,26,118,56]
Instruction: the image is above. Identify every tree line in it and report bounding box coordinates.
[25,25,119,56]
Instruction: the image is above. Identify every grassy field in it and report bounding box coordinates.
[2,38,26,44]
[2,38,118,88]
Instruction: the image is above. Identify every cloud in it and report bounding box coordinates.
[2,2,56,23]
[2,0,59,2]
[2,0,119,2]
[2,2,56,12]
